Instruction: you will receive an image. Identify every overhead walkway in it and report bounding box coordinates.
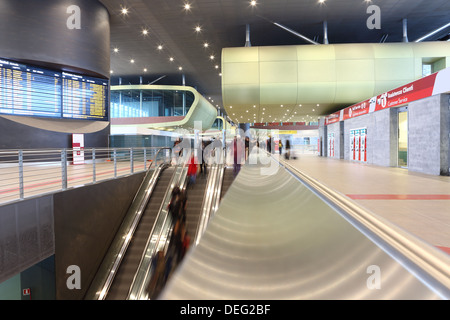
[160,150,450,300]
[85,149,235,300]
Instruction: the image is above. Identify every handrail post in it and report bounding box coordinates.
[92,148,96,183]
[113,148,117,178]
[144,148,147,170]
[130,148,134,173]
[18,150,24,199]
[61,149,68,190]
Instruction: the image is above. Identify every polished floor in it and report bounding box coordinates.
[285,154,450,254]
[0,161,146,204]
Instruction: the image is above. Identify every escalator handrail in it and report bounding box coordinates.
[270,150,450,299]
[211,157,225,214]
[127,150,191,300]
[195,163,218,246]
[84,147,172,300]
[194,147,225,246]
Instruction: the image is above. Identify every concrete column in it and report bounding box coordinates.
[408,94,449,175]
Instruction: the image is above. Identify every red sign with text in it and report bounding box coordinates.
[325,70,445,125]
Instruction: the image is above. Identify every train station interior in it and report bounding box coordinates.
[0,0,449,302]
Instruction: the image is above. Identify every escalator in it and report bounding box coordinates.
[220,166,235,201]
[105,166,175,300]
[184,172,208,247]
[86,154,234,300]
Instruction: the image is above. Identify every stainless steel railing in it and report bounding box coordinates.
[195,148,225,246]
[0,147,172,205]
[128,151,190,300]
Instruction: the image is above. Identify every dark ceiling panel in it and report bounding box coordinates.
[100,0,450,116]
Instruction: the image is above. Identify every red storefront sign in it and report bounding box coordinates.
[325,69,448,125]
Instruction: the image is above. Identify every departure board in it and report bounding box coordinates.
[62,72,108,120]
[0,58,108,121]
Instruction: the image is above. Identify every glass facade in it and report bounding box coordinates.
[110,89,195,118]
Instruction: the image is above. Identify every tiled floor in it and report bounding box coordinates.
[0,161,147,204]
[287,154,450,253]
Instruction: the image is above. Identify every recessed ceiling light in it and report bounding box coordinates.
[209,55,215,60]
[113,48,119,53]
[130,59,135,63]
[203,42,209,48]
[110,70,114,74]
[121,7,129,15]
[169,57,174,62]
[142,29,148,36]
[184,3,191,10]
[215,65,219,69]
[250,1,257,6]
[219,73,222,76]
[178,66,183,70]
[195,26,201,32]
[157,45,163,50]
[143,68,147,72]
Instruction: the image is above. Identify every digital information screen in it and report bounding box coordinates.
[0,58,109,121]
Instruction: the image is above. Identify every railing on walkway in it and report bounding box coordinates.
[0,147,171,205]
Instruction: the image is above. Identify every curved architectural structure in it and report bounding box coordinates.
[0,0,110,149]
[110,85,218,132]
[0,0,110,78]
[221,42,450,123]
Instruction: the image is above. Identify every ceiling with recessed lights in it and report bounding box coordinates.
[99,0,450,124]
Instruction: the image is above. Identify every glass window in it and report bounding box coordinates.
[110,88,196,118]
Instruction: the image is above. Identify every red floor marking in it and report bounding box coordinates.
[436,246,450,255]
[347,194,450,200]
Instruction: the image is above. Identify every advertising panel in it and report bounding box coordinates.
[327,133,335,158]
[350,129,355,161]
[360,128,367,163]
[72,134,85,165]
[350,128,367,162]
[355,129,360,161]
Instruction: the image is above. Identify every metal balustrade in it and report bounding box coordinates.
[0,147,171,205]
